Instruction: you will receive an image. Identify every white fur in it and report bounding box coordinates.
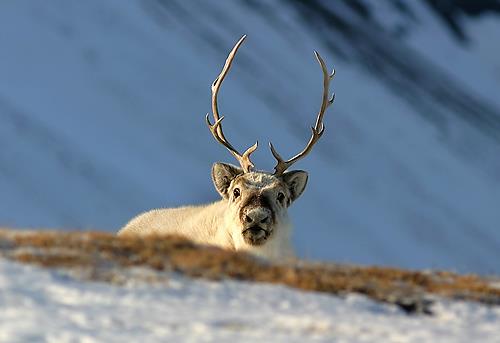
[118,200,293,261]
[118,165,307,262]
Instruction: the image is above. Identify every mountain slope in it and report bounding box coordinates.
[0,0,499,273]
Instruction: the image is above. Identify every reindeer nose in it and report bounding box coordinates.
[243,209,270,225]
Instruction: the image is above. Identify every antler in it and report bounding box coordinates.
[205,35,258,173]
[270,51,335,176]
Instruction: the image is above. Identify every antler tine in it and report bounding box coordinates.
[270,51,335,176]
[206,35,258,173]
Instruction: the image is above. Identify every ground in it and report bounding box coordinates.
[0,229,499,342]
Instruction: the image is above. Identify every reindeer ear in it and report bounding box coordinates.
[212,163,243,199]
[281,170,308,203]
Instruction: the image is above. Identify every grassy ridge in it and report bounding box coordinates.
[1,229,499,314]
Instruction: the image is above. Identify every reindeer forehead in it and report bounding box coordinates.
[234,172,284,190]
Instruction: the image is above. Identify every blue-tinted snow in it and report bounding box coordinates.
[0,1,499,273]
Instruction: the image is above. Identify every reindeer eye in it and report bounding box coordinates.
[277,192,285,203]
[233,188,240,198]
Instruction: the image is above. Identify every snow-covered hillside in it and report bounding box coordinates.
[0,260,498,343]
[0,1,499,273]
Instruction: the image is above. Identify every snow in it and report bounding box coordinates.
[0,1,499,274]
[0,260,499,342]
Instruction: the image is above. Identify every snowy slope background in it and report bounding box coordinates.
[0,0,499,274]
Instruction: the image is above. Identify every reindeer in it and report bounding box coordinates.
[118,35,335,261]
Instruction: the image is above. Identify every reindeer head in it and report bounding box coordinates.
[207,35,335,248]
[212,163,308,246]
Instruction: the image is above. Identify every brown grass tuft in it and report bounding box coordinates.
[1,229,498,314]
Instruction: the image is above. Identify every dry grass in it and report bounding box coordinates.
[1,229,499,314]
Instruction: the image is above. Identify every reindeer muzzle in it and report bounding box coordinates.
[242,226,271,246]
